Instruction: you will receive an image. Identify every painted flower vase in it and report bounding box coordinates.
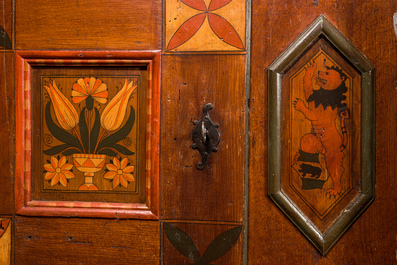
[72,154,106,191]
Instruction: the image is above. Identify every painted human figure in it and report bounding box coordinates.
[293,61,349,195]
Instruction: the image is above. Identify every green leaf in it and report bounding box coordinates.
[44,144,81,156]
[201,226,242,263]
[0,26,12,49]
[164,223,202,263]
[97,106,135,150]
[98,148,117,157]
[62,149,81,156]
[79,107,89,153]
[108,143,134,155]
[45,102,83,151]
[90,108,101,153]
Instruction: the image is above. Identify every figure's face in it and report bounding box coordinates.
[315,69,345,90]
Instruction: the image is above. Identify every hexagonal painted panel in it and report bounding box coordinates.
[268,15,375,254]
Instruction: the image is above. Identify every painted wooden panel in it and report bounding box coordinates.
[15,0,161,50]
[163,222,242,264]
[15,51,160,219]
[161,54,245,221]
[165,0,246,52]
[281,39,363,233]
[268,16,375,254]
[0,218,11,265]
[15,217,159,265]
[249,1,396,264]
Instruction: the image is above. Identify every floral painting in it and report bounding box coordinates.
[41,76,140,192]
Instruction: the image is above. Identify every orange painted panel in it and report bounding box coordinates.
[165,0,246,52]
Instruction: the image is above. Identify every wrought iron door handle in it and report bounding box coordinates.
[192,103,220,170]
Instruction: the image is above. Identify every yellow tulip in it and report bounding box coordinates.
[100,80,137,131]
[44,80,79,131]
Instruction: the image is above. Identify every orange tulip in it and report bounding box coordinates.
[44,80,79,131]
[100,80,137,131]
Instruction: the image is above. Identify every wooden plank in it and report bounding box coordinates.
[249,0,397,263]
[15,216,160,264]
[161,54,245,222]
[0,53,14,215]
[0,0,13,50]
[15,0,161,50]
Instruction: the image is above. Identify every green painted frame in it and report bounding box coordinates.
[267,15,375,255]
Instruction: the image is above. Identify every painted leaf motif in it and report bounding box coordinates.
[0,219,11,239]
[164,223,202,263]
[181,0,207,11]
[201,225,242,263]
[99,144,134,156]
[79,108,89,153]
[90,108,101,153]
[98,148,117,157]
[45,102,83,151]
[44,144,79,156]
[208,0,232,11]
[0,26,12,49]
[208,13,244,49]
[167,13,206,51]
[97,106,135,151]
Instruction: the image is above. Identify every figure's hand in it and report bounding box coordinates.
[304,60,317,77]
[293,152,300,163]
[293,98,305,111]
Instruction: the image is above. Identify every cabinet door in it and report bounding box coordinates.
[1,0,246,264]
[248,1,396,264]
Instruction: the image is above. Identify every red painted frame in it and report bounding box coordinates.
[15,50,161,219]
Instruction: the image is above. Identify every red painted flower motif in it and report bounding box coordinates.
[167,0,243,50]
[44,156,75,187]
[104,157,135,188]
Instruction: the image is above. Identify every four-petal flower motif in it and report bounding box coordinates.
[104,157,135,188]
[44,156,75,187]
[167,0,244,51]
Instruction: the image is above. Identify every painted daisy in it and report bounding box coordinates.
[44,156,75,187]
[104,157,135,188]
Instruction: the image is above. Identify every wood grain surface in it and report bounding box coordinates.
[249,0,396,263]
[0,53,14,215]
[15,0,161,50]
[15,216,159,264]
[160,54,245,222]
[1,0,395,264]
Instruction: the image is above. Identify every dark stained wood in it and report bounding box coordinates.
[14,216,160,264]
[160,54,245,222]
[0,53,14,215]
[249,0,397,263]
[15,0,161,50]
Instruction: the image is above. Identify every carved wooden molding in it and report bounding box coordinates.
[268,15,375,254]
[15,51,160,219]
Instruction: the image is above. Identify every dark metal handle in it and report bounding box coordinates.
[192,103,220,170]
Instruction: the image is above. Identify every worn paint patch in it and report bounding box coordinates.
[394,12,397,39]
